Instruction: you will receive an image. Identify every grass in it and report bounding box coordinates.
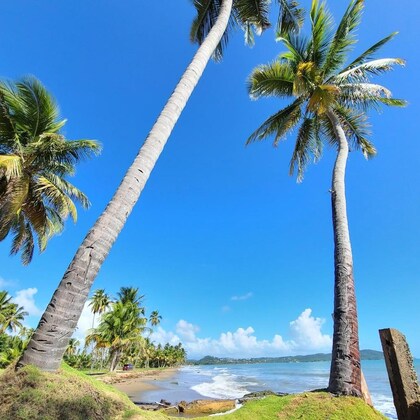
[0,365,388,420]
[221,393,387,420]
[0,363,166,420]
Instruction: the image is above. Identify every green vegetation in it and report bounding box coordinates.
[84,287,186,372]
[223,394,386,420]
[0,363,166,420]
[0,77,100,264]
[192,350,384,365]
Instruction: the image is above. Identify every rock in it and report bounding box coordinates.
[178,399,236,415]
[238,390,288,403]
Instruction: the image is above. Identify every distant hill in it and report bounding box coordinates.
[190,350,384,365]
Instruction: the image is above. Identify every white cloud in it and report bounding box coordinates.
[289,308,331,350]
[231,292,253,301]
[13,288,42,316]
[151,308,332,359]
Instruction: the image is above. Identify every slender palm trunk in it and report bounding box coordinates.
[326,110,362,397]
[18,0,233,372]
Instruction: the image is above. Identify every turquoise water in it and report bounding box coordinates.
[129,359,420,419]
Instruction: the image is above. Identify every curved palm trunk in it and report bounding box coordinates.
[326,110,362,397]
[18,0,233,371]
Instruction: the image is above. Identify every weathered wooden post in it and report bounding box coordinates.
[379,328,420,420]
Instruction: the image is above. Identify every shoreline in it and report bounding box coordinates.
[100,367,180,398]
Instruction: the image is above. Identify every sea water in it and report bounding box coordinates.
[132,359,420,419]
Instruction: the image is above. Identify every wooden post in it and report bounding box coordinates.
[379,328,420,420]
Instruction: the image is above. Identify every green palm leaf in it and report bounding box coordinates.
[276,0,305,37]
[247,100,302,145]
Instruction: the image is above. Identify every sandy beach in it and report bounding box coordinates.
[100,368,180,398]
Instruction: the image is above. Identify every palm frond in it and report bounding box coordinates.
[339,83,407,111]
[333,105,375,158]
[333,58,405,84]
[342,32,399,72]
[276,0,305,38]
[190,0,235,61]
[309,0,333,67]
[248,61,294,99]
[41,173,91,209]
[289,117,319,182]
[34,176,78,221]
[246,99,302,145]
[277,32,309,66]
[0,155,22,178]
[235,0,271,43]
[323,0,364,76]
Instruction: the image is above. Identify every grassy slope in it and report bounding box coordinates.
[0,366,387,420]
[223,393,387,420]
[0,364,165,420]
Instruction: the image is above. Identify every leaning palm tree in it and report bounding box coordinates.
[19,1,304,371]
[0,78,101,264]
[246,0,405,396]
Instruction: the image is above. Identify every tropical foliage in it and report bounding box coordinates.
[85,287,185,371]
[247,0,405,396]
[0,286,185,371]
[0,77,101,264]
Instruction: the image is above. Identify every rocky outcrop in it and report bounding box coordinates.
[177,399,236,415]
[239,390,288,403]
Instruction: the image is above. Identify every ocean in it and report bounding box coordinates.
[127,359,420,419]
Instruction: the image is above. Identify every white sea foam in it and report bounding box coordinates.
[371,394,397,419]
[191,373,253,399]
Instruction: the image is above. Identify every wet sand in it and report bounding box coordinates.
[106,368,180,398]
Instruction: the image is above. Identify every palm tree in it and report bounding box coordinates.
[87,300,147,371]
[117,287,144,308]
[19,1,304,371]
[0,290,28,334]
[246,0,405,396]
[0,78,101,265]
[89,289,111,328]
[149,310,162,328]
[64,338,80,357]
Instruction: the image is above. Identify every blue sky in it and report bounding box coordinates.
[0,1,419,358]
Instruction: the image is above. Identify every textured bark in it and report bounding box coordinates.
[18,0,233,371]
[327,110,362,397]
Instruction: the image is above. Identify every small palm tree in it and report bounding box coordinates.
[0,77,101,264]
[247,0,405,396]
[65,338,80,357]
[89,289,111,328]
[0,290,28,334]
[149,310,162,328]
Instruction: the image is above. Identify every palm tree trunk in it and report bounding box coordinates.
[18,0,233,372]
[326,110,362,397]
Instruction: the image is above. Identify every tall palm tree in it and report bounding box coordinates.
[0,78,101,265]
[89,289,111,328]
[246,0,405,396]
[20,0,304,371]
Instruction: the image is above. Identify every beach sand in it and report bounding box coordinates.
[101,368,179,398]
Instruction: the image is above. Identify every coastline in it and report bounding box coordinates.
[101,367,180,398]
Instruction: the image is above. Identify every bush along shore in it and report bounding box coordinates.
[0,364,387,419]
